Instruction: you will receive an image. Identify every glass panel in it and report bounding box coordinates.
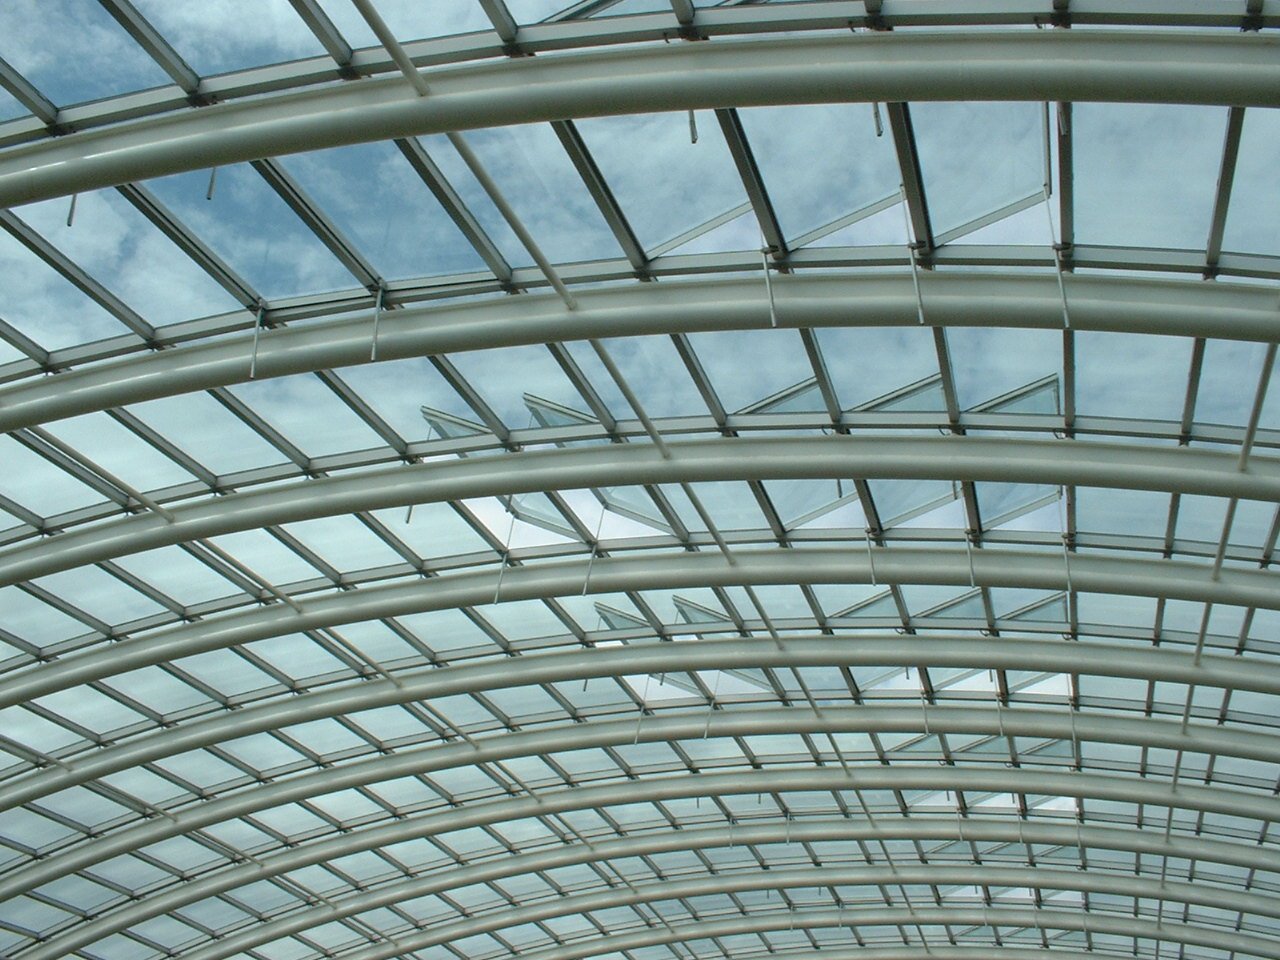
[816,327,941,410]
[429,124,622,266]
[685,329,816,413]
[130,0,324,76]
[1223,107,1280,257]
[912,101,1045,237]
[1074,103,1226,249]
[576,111,748,252]
[126,393,287,475]
[738,103,899,241]
[447,345,587,427]
[145,163,355,299]
[279,142,490,280]
[18,189,242,327]
[42,412,194,492]
[224,373,387,457]
[1196,339,1268,427]
[0,0,170,105]
[949,327,1061,412]
[1074,332,1191,422]
[0,224,133,349]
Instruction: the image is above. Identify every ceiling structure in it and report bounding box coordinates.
[2,2,1280,960]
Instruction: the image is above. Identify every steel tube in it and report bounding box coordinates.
[2,32,1279,207]
[174,818,1280,960]
[32,773,1280,960]
[3,546,1276,708]
[3,435,1276,587]
[8,705,1280,910]
[2,273,1278,433]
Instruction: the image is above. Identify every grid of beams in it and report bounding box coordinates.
[1,4,1279,960]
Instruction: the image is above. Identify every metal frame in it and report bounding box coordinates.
[23,763,1280,960]
[5,546,1279,707]
[3,6,1280,960]
[3,435,1277,585]
[3,272,1280,432]
[3,32,1280,206]
[170,820,1280,960]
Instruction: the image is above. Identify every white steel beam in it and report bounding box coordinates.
[7,701,1280,916]
[174,819,1280,960]
[3,4,1280,154]
[2,546,1276,706]
[1,32,1278,207]
[1,273,1278,433]
[22,764,1280,960]
[433,904,1278,960]
[3,436,1277,587]
[10,697,1280,894]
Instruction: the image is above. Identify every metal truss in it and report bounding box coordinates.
[9,694,1280,878]
[4,546,1279,709]
[171,865,1280,960]
[22,760,1280,960]
[2,31,1279,205]
[2,271,1278,432]
[3,435,1277,584]
[155,820,1280,960]
[4,5,1280,960]
[7,632,1280,809]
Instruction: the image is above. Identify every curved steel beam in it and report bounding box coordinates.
[4,435,1278,587]
[174,819,1280,960]
[454,905,1278,960]
[4,2,1278,155]
[268,949,1095,960]
[1,273,1277,433]
[329,868,1280,958]
[8,634,1280,815]
[5,546,1277,708]
[2,32,1278,207]
[26,765,1280,960]
[12,713,1280,935]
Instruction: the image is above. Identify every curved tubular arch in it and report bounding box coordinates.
[26,770,1280,960]
[435,905,1277,960]
[170,819,1280,960]
[2,634,1280,901]
[4,547,1277,708]
[2,32,1279,207]
[15,711,1280,936]
[3,3,1277,156]
[4,436,1278,587]
[1,273,1277,433]
[167,867,1280,960]
[8,634,1280,814]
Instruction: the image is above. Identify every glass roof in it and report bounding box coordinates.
[2,3,1280,960]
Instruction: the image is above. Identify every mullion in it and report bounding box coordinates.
[97,0,200,94]
[552,119,648,274]
[287,0,356,70]
[106,407,219,488]
[314,369,410,456]
[251,158,381,289]
[0,210,156,342]
[208,385,311,468]
[0,316,50,367]
[0,55,59,126]
[714,108,787,259]
[394,136,513,284]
